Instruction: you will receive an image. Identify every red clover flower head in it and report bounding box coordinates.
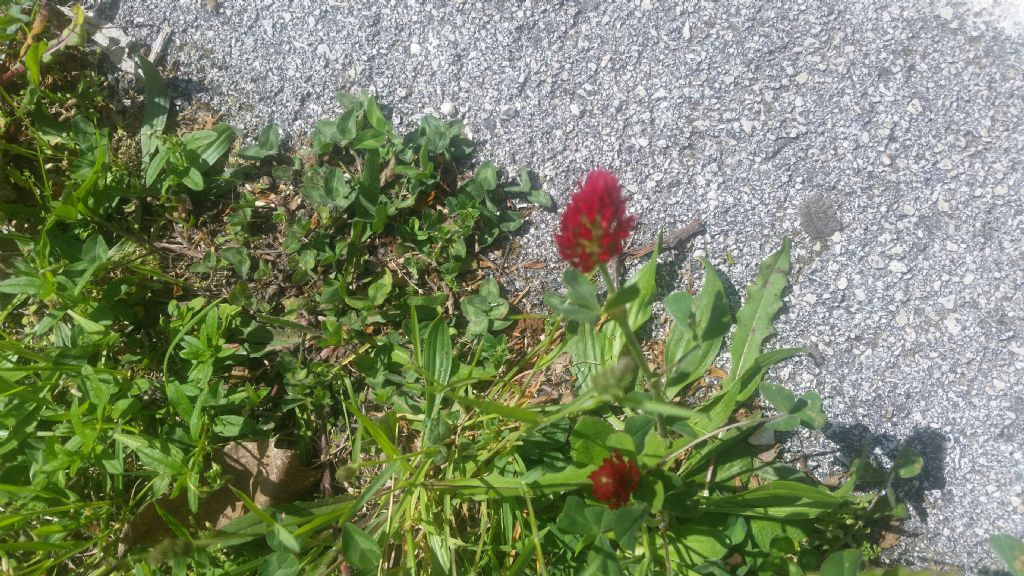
[589,451,641,509]
[555,169,636,273]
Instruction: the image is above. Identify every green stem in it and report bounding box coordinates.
[597,263,654,382]
[660,417,765,466]
[598,263,665,435]
[620,316,655,381]
[597,261,618,293]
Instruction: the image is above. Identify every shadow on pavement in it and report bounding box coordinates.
[824,423,949,523]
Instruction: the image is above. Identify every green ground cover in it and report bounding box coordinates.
[1,3,1021,575]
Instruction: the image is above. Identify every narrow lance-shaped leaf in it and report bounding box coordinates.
[623,233,660,331]
[449,393,540,424]
[113,433,185,476]
[430,466,592,498]
[0,277,44,295]
[730,238,792,380]
[422,317,452,385]
[701,480,843,519]
[565,325,614,391]
[364,96,391,133]
[23,40,45,87]
[138,56,169,169]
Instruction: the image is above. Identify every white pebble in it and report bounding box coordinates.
[944,316,962,335]
[888,261,908,274]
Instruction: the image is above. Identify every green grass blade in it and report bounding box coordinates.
[449,393,541,424]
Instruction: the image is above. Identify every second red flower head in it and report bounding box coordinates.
[589,451,641,509]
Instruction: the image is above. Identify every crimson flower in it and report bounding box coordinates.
[555,169,636,273]
[589,451,641,509]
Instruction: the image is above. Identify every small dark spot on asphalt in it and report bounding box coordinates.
[798,193,842,239]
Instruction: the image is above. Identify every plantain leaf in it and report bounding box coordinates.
[431,466,591,498]
[182,123,238,171]
[601,237,660,360]
[450,394,540,424]
[0,276,44,295]
[364,96,391,133]
[624,235,660,331]
[138,56,169,170]
[422,317,452,385]
[688,346,805,437]
[113,433,185,477]
[565,325,614,391]
[237,123,280,160]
